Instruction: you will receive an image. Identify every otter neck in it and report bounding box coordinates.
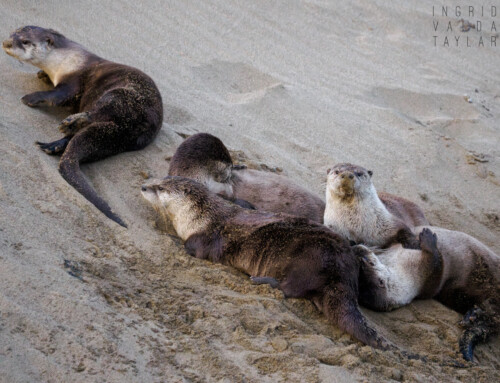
[166,195,235,241]
[38,44,96,86]
[165,202,208,241]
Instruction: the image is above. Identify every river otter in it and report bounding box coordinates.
[324,163,428,248]
[355,227,500,361]
[2,26,163,227]
[168,133,325,223]
[141,176,391,350]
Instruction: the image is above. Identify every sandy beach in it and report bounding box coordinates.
[0,1,499,382]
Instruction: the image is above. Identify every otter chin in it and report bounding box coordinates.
[141,176,394,352]
[324,163,428,248]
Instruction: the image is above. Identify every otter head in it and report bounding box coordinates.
[326,163,374,200]
[169,133,235,198]
[2,26,65,66]
[141,176,215,241]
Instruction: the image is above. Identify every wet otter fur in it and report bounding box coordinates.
[141,176,391,350]
[168,133,325,222]
[2,26,163,227]
[324,163,428,248]
[355,227,500,361]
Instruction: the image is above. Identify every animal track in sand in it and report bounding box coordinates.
[193,60,283,104]
[372,87,480,123]
[163,105,194,126]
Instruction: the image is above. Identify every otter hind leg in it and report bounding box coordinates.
[250,276,280,288]
[232,164,247,170]
[58,112,91,135]
[233,198,256,210]
[251,257,325,299]
[36,137,70,155]
[250,275,320,299]
[58,122,127,227]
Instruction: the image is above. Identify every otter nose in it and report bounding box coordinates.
[141,185,148,192]
[340,172,354,179]
[2,40,13,49]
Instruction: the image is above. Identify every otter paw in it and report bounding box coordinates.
[360,256,375,267]
[357,247,377,267]
[232,164,247,170]
[250,276,280,288]
[37,70,52,85]
[419,228,438,252]
[36,138,70,155]
[21,92,48,107]
[57,112,90,135]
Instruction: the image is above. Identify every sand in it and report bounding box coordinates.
[0,0,499,382]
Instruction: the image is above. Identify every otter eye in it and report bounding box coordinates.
[334,170,340,175]
[355,172,364,177]
[21,40,29,45]
[158,186,164,191]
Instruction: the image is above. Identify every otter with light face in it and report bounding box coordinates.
[2,26,163,227]
[324,163,428,248]
[168,133,325,223]
[355,227,500,361]
[141,176,392,350]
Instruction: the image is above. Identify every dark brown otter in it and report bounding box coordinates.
[355,227,500,361]
[2,26,163,227]
[324,163,428,249]
[141,176,391,350]
[168,133,325,222]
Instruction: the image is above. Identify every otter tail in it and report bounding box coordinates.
[58,123,127,227]
[320,285,466,367]
[320,284,391,350]
[459,304,499,361]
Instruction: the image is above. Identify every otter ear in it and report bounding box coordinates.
[368,170,373,177]
[326,168,331,175]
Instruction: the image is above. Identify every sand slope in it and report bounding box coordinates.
[0,1,499,382]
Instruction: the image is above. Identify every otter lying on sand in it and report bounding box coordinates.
[324,163,428,248]
[168,133,325,223]
[2,26,163,227]
[141,176,391,350]
[355,227,500,361]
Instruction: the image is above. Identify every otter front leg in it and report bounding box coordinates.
[184,232,223,261]
[417,228,443,298]
[396,227,421,249]
[37,70,53,85]
[358,248,389,290]
[57,112,91,136]
[21,82,79,107]
[354,245,396,311]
